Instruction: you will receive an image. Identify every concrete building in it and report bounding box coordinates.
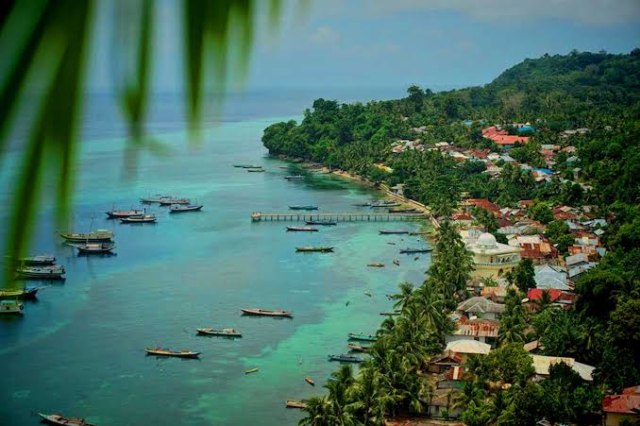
[467,232,521,279]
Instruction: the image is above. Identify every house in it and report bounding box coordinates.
[481,286,509,303]
[530,355,595,381]
[426,350,463,374]
[534,265,570,291]
[427,388,463,420]
[445,339,492,357]
[390,184,404,197]
[482,126,530,148]
[467,232,521,279]
[509,235,558,263]
[437,365,467,389]
[526,288,577,308]
[448,318,500,345]
[565,253,597,278]
[603,386,640,426]
[452,211,474,227]
[456,296,506,320]
[462,198,502,216]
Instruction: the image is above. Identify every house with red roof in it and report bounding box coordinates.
[482,126,530,148]
[462,198,502,217]
[603,385,640,426]
[526,289,576,309]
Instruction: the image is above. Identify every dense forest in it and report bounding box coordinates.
[263,50,640,425]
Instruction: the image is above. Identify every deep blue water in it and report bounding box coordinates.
[0,90,430,425]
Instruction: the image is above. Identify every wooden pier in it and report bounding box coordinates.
[251,212,428,222]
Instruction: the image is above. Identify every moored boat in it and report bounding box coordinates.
[245,367,259,374]
[296,246,334,253]
[16,266,65,280]
[145,347,200,358]
[286,400,307,409]
[241,308,293,318]
[76,242,115,254]
[60,230,113,243]
[38,413,95,426]
[304,377,315,386]
[159,197,190,206]
[348,332,377,342]
[393,259,400,266]
[196,328,242,337]
[284,175,304,180]
[389,207,418,213]
[233,164,261,169]
[140,194,171,204]
[120,214,157,223]
[247,168,265,172]
[0,286,40,299]
[370,201,400,208]
[288,205,318,211]
[399,247,432,254]
[169,204,203,213]
[0,300,24,315]
[286,226,318,232]
[304,220,336,226]
[379,230,409,235]
[352,202,372,207]
[328,354,363,363]
[367,262,384,268]
[15,255,56,266]
[105,209,144,219]
[347,343,371,352]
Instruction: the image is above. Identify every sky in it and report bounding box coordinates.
[88,0,640,94]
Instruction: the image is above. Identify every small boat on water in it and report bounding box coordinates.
[159,197,190,206]
[284,175,304,180]
[233,164,261,169]
[286,226,318,232]
[76,242,115,254]
[393,259,400,266]
[169,204,203,213]
[241,308,293,318]
[60,230,113,243]
[389,207,418,213]
[38,413,95,426]
[288,205,318,211]
[16,266,65,280]
[399,248,432,254]
[245,367,259,374]
[286,400,307,409]
[140,194,171,204]
[409,231,431,236]
[14,255,56,266]
[353,202,372,207]
[105,209,144,219]
[367,263,385,268]
[379,230,409,235]
[120,214,157,223]
[304,377,315,386]
[347,343,371,353]
[305,220,337,226]
[328,354,363,363]
[296,246,334,253]
[196,328,242,337]
[247,168,265,172]
[0,300,24,315]
[145,348,200,358]
[348,333,377,342]
[370,201,400,208]
[0,286,40,299]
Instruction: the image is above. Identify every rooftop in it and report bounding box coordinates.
[445,339,492,355]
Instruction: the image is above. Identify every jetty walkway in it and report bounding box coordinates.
[251,212,428,222]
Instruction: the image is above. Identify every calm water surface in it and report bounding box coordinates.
[0,91,430,425]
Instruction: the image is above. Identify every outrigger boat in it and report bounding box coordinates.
[196,328,242,337]
[296,246,334,253]
[286,226,318,232]
[38,413,95,426]
[145,347,200,358]
[169,204,203,213]
[399,248,432,254]
[14,255,56,266]
[105,209,144,219]
[159,197,190,206]
[76,242,115,254]
[0,286,40,299]
[16,266,65,280]
[288,205,318,211]
[241,308,293,318]
[0,300,24,315]
[348,333,377,342]
[347,343,371,352]
[286,400,308,409]
[120,214,157,223]
[328,354,363,363]
[379,230,409,235]
[305,220,336,226]
[60,230,113,243]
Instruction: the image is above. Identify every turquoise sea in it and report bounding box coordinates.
[0,90,431,425]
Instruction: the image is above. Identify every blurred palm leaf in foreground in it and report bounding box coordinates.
[0,0,289,287]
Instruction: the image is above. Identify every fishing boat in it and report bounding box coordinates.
[409,231,431,236]
[296,246,334,253]
[364,291,372,297]
[15,255,56,266]
[305,220,337,226]
[159,197,191,206]
[367,262,384,268]
[233,164,261,169]
[169,204,203,213]
[348,333,377,342]
[389,207,418,213]
[352,202,372,207]
[105,209,144,219]
[0,286,40,299]
[304,377,315,386]
[328,354,363,363]
[241,308,293,318]
[347,343,371,352]
[379,230,409,235]
[286,400,307,409]
[120,214,157,223]
[0,300,24,315]
[286,226,318,232]
[370,201,400,208]
[60,230,113,243]
[288,205,318,211]
[16,266,65,280]
[38,413,95,426]
[247,168,265,173]
[76,242,115,254]
[145,347,200,358]
[140,194,171,204]
[399,248,432,254]
[245,367,259,374]
[284,175,304,180]
[393,259,400,266]
[196,328,242,337]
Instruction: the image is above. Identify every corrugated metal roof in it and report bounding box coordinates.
[445,339,491,355]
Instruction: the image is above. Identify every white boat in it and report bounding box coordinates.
[0,300,24,314]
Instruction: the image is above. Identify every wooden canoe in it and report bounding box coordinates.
[38,413,95,426]
[145,348,200,358]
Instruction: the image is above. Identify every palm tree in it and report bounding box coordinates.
[347,365,396,425]
[325,364,356,425]
[298,396,334,426]
[389,281,414,311]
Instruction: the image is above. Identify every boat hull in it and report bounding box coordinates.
[241,308,292,318]
[169,205,203,213]
[196,328,242,337]
[328,354,363,363]
[348,333,377,342]
[286,227,318,232]
[38,413,95,426]
[296,247,334,253]
[145,349,200,358]
[0,287,39,299]
[304,221,336,226]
